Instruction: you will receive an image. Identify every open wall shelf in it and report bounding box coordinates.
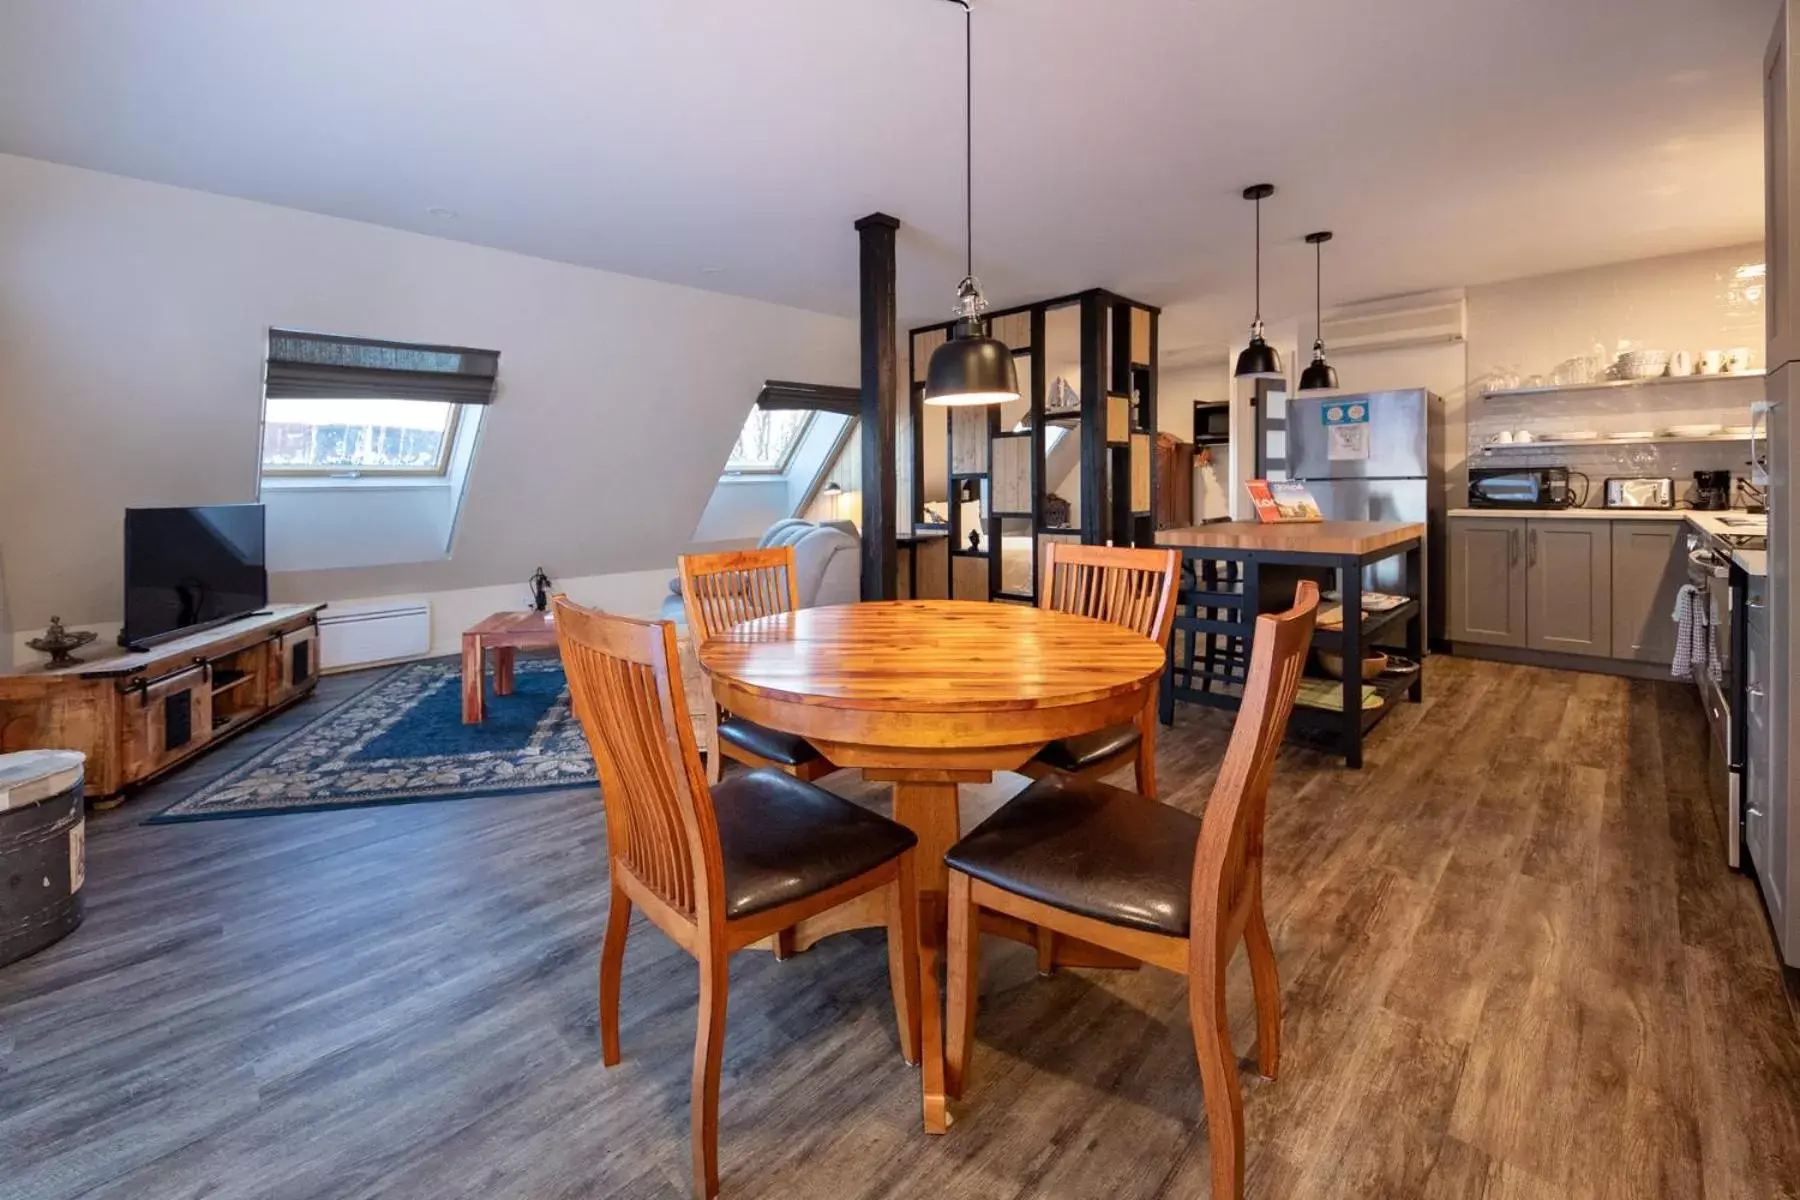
[1482,370,1764,401]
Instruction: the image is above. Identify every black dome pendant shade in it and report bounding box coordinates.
[925,0,1019,407]
[1298,230,1339,392]
[1233,183,1285,381]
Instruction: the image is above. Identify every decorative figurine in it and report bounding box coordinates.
[27,617,98,668]
[968,529,982,552]
[528,567,553,612]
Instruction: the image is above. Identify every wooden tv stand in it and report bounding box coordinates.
[0,605,325,802]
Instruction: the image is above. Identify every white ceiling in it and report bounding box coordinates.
[0,0,1778,354]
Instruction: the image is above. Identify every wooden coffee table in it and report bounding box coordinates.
[461,610,558,723]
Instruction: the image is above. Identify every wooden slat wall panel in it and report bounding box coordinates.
[1130,307,1151,365]
[990,311,1031,350]
[952,554,990,601]
[1130,433,1152,513]
[950,407,989,474]
[1106,394,1130,445]
[803,421,862,529]
[990,436,1032,514]
[912,330,947,384]
[896,397,914,535]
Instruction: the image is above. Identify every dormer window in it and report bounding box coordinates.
[724,408,813,475]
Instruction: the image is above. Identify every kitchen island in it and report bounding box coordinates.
[1157,520,1425,768]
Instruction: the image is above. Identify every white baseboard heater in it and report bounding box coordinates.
[317,602,432,672]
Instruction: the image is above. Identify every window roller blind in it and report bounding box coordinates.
[755,380,859,416]
[265,329,501,405]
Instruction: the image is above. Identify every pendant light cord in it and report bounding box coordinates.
[1315,238,1321,337]
[964,1,973,284]
[1254,193,1262,323]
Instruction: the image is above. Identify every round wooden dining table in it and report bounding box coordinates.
[698,599,1167,1133]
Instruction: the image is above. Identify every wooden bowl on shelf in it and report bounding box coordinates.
[1316,649,1388,681]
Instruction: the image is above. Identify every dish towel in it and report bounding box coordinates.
[1670,584,1721,684]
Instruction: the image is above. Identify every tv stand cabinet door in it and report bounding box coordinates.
[270,624,319,706]
[123,665,213,782]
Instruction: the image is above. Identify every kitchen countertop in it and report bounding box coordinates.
[1159,520,1424,556]
[1450,507,1699,521]
[1448,509,1767,575]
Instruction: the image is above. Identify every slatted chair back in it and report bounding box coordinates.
[679,547,800,645]
[554,597,723,922]
[1040,541,1181,648]
[1191,580,1318,936]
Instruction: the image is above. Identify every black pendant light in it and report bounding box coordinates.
[1299,231,1339,392]
[1233,183,1284,381]
[924,0,1019,407]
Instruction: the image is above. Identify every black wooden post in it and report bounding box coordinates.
[1079,292,1107,546]
[855,213,900,601]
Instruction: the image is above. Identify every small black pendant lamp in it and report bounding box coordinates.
[924,0,1020,407]
[1299,231,1340,392]
[1233,183,1284,381]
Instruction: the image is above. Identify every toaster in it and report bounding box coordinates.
[1603,477,1675,509]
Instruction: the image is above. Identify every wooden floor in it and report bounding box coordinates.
[2,656,1799,1198]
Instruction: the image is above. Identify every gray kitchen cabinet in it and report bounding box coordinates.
[1609,521,1687,663]
[1448,517,1526,647]
[1770,3,1800,366]
[1526,520,1612,657]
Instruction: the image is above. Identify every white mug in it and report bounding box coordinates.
[1670,349,1695,377]
[1513,430,1535,444]
[1492,430,1515,445]
[1727,347,1753,373]
[1699,349,1724,375]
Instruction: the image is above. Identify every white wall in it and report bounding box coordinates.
[1465,243,1764,385]
[689,479,791,547]
[1160,358,1232,521]
[0,153,858,636]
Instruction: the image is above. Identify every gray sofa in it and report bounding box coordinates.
[662,518,861,625]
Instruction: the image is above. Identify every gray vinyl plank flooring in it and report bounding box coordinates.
[1,657,1797,1198]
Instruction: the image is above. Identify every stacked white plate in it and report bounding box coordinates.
[1723,425,1755,437]
[1607,430,1655,440]
[1666,424,1722,437]
[1558,431,1600,441]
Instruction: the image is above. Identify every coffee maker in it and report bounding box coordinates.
[1692,469,1732,511]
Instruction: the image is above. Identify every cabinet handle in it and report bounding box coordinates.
[1528,528,1538,567]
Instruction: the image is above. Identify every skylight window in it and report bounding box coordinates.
[261,397,460,475]
[725,408,814,474]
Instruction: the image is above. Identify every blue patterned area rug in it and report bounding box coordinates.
[149,657,596,823]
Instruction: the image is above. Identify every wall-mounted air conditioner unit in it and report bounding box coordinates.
[1319,293,1467,356]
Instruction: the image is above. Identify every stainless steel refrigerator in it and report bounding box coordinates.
[1277,388,1448,644]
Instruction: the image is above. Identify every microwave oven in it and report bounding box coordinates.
[1193,402,1230,445]
[1468,466,1578,509]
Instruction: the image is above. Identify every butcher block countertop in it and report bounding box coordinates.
[1158,521,1424,556]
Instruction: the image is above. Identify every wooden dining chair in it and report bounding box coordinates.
[680,546,835,786]
[941,581,1319,1200]
[1024,541,1181,797]
[553,598,921,1200]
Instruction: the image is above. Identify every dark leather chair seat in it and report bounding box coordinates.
[718,717,823,767]
[945,774,1201,937]
[712,770,917,920]
[1031,722,1142,773]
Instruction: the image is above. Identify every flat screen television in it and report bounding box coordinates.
[122,504,268,649]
